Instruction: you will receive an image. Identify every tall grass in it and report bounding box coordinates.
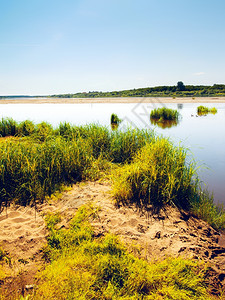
[57,123,154,163]
[18,120,36,136]
[112,138,196,210]
[0,118,224,230]
[110,113,122,125]
[190,188,225,230]
[33,205,211,299]
[109,128,154,163]
[0,118,18,137]
[112,137,225,230]
[0,136,93,207]
[0,121,154,208]
[197,106,217,115]
[150,107,179,121]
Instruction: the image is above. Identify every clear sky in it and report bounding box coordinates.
[1,0,225,95]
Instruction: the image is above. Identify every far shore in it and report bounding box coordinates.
[1,96,225,104]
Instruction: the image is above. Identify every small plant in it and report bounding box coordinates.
[110,113,122,125]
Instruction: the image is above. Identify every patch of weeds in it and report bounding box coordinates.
[35,205,212,299]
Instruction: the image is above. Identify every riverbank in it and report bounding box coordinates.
[1,96,225,104]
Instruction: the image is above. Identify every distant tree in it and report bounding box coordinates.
[177,81,186,91]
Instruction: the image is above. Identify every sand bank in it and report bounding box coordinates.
[1,96,225,104]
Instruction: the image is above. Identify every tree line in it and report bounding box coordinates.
[49,83,225,98]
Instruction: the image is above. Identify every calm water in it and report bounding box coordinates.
[0,101,225,204]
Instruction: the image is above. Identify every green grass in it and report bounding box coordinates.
[0,119,224,230]
[0,123,154,209]
[0,136,93,207]
[197,106,217,115]
[0,119,224,299]
[110,113,122,128]
[112,138,195,210]
[150,107,179,121]
[0,118,18,137]
[190,188,225,231]
[111,137,225,230]
[33,205,211,299]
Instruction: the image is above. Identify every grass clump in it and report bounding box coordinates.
[18,120,36,136]
[0,121,154,208]
[34,205,211,299]
[110,113,122,130]
[197,106,217,115]
[112,137,225,230]
[109,128,154,163]
[110,113,122,125]
[112,138,195,210]
[150,107,179,121]
[0,118,18,137]
[190,189,225,231]
[0,136,93,207]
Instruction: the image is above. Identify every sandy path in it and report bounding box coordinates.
[1,96,225,104]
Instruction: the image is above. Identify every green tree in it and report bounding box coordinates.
[177,81,185,91]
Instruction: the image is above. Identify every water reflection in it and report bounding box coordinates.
[177,103,183,110]
[111,123,119,130]
[150,118,179,129]
[197,111,217,116]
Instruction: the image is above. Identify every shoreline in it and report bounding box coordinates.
[1,96,225,104]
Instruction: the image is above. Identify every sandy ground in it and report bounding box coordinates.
[1,181,225,297]
[1,96,225,104]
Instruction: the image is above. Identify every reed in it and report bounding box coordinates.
[0,118,18,137]
[109,128,154,163]
[150,107,179,121]
[0,136,93,207]
[190,188,225,230]
[197,106,217,115]
[18,120,36,136]
[112,138,195,209]
[110,113,122,125]
[0,119,224,230]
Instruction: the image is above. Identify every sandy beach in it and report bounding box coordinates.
[1,96,225,104]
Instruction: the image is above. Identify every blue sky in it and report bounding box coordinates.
[0,0,225,95]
